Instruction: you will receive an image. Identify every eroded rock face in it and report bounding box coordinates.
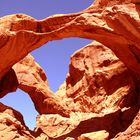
[0,0,140,140]
[65,41,138,114]
[1,0,140,79]
[113,109,140,140]
[1,43,140,139]
[0,103,35,140]
[78,130,109,140]
[37,42,140,139]
[13,54,70,117]
[0,68,18,98]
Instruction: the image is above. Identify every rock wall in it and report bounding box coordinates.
[0,103,35,140]
[0,0,140,140]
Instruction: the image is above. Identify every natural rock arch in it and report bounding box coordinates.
[0,0,140,139]
[0,0,140,80]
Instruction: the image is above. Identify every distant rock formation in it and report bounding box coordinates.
[0,0,140,139]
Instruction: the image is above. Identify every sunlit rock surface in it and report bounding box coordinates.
[0,0,140,139]
[0,103,35,140]
[13,54,70,117]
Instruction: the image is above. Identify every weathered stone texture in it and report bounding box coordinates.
[0,103,35,140]
[0,0,140,140]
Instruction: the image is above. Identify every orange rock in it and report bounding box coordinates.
[0,103,35,140]
[78,130,109,140]
[65,41,138,114]
[0,68,18,98]
[13,54,70,117]
[0,0,140,79]
[35,108,137,139]
[113,109,140,140]
[0,0,140,140]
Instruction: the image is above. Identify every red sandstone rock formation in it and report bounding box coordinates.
[13,54,70,117]
[0,0,140,78]
[0,0,140,140]
[0,103,35,140]
[35,42,140,140]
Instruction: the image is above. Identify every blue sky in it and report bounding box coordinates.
[0,0,93,130]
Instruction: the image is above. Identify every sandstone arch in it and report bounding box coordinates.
[0,0,140,80]
[0,0,140,139]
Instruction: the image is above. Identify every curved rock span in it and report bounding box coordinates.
[0,0,140,140]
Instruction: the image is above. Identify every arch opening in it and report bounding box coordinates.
[0,0,93,131]
[31,38,92,92]
[0,89,38,130]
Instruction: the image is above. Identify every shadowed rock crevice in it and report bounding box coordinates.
[0,68,18,98]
